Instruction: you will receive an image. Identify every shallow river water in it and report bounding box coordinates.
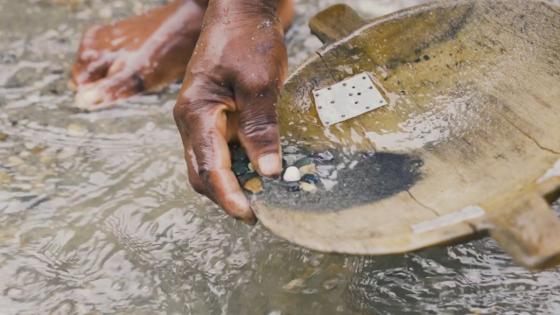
[1,0,560,314]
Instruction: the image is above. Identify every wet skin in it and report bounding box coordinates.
[72,0,294,223]
[72,0,205,109]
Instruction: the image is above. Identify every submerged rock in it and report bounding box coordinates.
[0,171,11,184]
[282,278,305,292]
[311,151,334,164]
[67,123,88,136]
[0,132,8,142]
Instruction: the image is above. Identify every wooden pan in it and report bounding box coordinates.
[250,0,560,270]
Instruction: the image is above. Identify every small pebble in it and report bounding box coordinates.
[31,146,46,155]
[300,182,318,193]
[40,154,54,165]
[243,177,263,194]
[294,157,313,168]
[283,166,301,182]
[299,164,317,175]
[7,156,24,166]
[323,279,339,291]
[283,278,305,291]
[301,174,320,184]
[67,123,88,136]
[232,161,249,176]
[248,162,255,172]
[0,132,8,142]
[238,172,257,185]
[284,181,301,192]
[311,151,334,163]
[0,171,11,184]
[231,145,249,163]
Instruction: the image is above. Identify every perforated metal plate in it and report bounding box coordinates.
[313,72,388,126]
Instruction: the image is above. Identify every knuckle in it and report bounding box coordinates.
[173,95,206,126]
[239,72,280,96]
[240,116,278,150]
[240,114,277,137]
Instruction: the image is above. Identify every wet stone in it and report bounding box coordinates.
[7,156,24,167]
[232,161,250,176]
[283,166,301,182]
[31,146,46,155]
[299,164,317,176]
[238,172,258,185]
[301,174,320,184]
[294,157,314,168]
[230,144,249,163]
[310,151,334,164]
[300,182,318,193]
[322,279,339,291]
[243,177,263,194]
[67,123,88,136]
[0,132,8,142]
[282,278,305,292]
[285,182,301,192]
[0,171,11,184]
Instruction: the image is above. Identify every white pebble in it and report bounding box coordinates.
[283,166,301,182]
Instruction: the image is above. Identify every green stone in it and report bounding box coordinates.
[232,161,249,176]
[294,157,314,168]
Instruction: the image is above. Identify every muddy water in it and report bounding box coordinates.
[1,0,560,314]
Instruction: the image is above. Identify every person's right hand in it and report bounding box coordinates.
[174,0,291,224]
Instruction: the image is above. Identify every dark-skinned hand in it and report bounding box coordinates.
[174,0,290,224]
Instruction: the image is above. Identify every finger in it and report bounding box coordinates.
[185,144,207,196]
[176,113,212,197]
[236,84,282,178]
[179,98,255,224]
[74,67,144,111]
[193,107,255,224]
[71,25,113,87]
[71,55,113,87]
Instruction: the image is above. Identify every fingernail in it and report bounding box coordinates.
[258,153,281,177]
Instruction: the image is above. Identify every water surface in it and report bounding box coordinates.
[1,0,560,314]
